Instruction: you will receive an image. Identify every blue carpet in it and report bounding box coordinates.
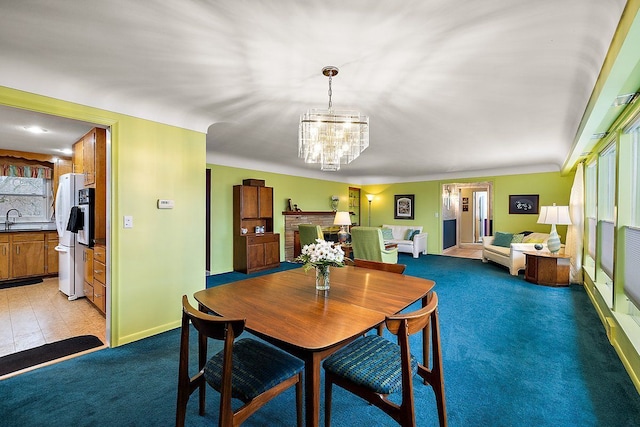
[1,254,639,426]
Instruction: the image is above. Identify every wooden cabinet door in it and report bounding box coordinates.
[73,139,84,173]
[264,240,280,266]
[11,236,45,278]
[83,130,96,186]
[0,242,9,280]
[46,233,59,275]
[259,186,273,218]
[247,242,265,270]
[241,185,259,218]
[83,247,94,284]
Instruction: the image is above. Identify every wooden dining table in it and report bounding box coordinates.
[194,265,435,427]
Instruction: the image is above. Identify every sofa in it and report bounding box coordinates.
[381,224,428,258]
[482,232,550,275]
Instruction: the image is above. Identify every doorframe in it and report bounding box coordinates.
[441,181,493,252]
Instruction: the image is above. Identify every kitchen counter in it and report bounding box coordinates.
[0,223,57,233]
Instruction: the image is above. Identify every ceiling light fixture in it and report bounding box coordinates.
[299,66,369,171]
[24,125,47,134]
[612,92,639,107]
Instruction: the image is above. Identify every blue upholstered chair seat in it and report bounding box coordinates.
[323,335,417,394]
[204,338,304,402]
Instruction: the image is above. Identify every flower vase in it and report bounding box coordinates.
[315,265,330,291]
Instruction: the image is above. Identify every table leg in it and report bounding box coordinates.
[303,352,322,427]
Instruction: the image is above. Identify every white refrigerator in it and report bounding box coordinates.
[55,173,86,300]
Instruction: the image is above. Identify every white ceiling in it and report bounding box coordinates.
[0,0,628,183]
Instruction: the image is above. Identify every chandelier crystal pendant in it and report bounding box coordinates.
[299,66,369,171]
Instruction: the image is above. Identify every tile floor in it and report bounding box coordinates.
[0,277,106,358]
[442,245,483,259]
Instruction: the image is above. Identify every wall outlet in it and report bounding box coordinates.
[124,215,133,228]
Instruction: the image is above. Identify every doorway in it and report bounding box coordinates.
[442,182,492,254]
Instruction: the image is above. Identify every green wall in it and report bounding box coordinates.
[207,164,358,274]
[0,86,206,347]
[208,165,574,272]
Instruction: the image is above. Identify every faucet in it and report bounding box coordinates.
[5,208,21,230]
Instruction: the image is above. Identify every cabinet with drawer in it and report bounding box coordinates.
[92,245,107,314]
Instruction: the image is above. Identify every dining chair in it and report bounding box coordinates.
[176,295,304,427]
[353,258,407,335]
[354,258,406,274]
[350,226,399,264]
[298,224,324,247]
[323,292,447,427]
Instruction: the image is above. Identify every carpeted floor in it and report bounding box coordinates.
[1,254,639,426]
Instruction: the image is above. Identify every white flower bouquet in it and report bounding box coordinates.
[295,239,345,271]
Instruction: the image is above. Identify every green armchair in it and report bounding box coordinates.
[350,226,399,264]
[298,224,324,247]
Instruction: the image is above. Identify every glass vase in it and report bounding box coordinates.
[315,265,330,291]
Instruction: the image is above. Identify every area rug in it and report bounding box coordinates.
[0,277,43,290]
[0,335,103,376]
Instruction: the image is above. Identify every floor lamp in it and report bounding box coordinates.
[366,194,374,227]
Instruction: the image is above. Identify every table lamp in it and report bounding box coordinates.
[334,211,352,243]
[537,203,571,254]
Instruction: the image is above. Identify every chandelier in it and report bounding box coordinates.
[299,66,369,171]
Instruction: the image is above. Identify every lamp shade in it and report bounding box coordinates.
[333,211,352,226]
[537,204,572,225]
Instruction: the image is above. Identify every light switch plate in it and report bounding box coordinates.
[124,215,133,228]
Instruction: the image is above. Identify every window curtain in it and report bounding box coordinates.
[0,164,52,179]
[566,162,584,284]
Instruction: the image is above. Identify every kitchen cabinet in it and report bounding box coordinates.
[82,245,106,315]
[92,245,106,314]
[11,232,45,278]
[45,232,58,275]
[0,231,59,281]
[77,127,107,243]
[0,235,9,280]
[233,183,280,274]
[53,158,72,203]
[83,246,93,294]
[72,139,83,173]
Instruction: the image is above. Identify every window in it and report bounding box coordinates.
[584,160,597,279]
[0,176,52,222]
[623,121,640,318]
[596,143,616,296]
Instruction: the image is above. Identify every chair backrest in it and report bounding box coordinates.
[385,292,445,426]
[354,258,406,274]
[298,224,324,247]
[351,226,386,262]
[177,296,246,426]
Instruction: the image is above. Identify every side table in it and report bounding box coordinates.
[524,251,571,287]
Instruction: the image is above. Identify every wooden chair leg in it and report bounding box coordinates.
[296,373,303,427]
[325,374,333,427]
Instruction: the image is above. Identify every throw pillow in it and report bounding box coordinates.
[404,229,415,240]
[511,233,525,244]
[523,232,547,243]
[381,228,394,240]
[493,232,514,247]
[408,230,420,241]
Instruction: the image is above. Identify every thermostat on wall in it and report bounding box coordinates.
[157,199,175,209]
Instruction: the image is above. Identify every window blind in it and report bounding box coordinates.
[624,226,640,308]
[600,220,614,279]
[587,217,597,259]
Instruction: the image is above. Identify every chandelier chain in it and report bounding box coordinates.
[328,74,333,111]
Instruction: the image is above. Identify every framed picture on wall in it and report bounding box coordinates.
[394,194,415,220]
[508,194,539,214]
